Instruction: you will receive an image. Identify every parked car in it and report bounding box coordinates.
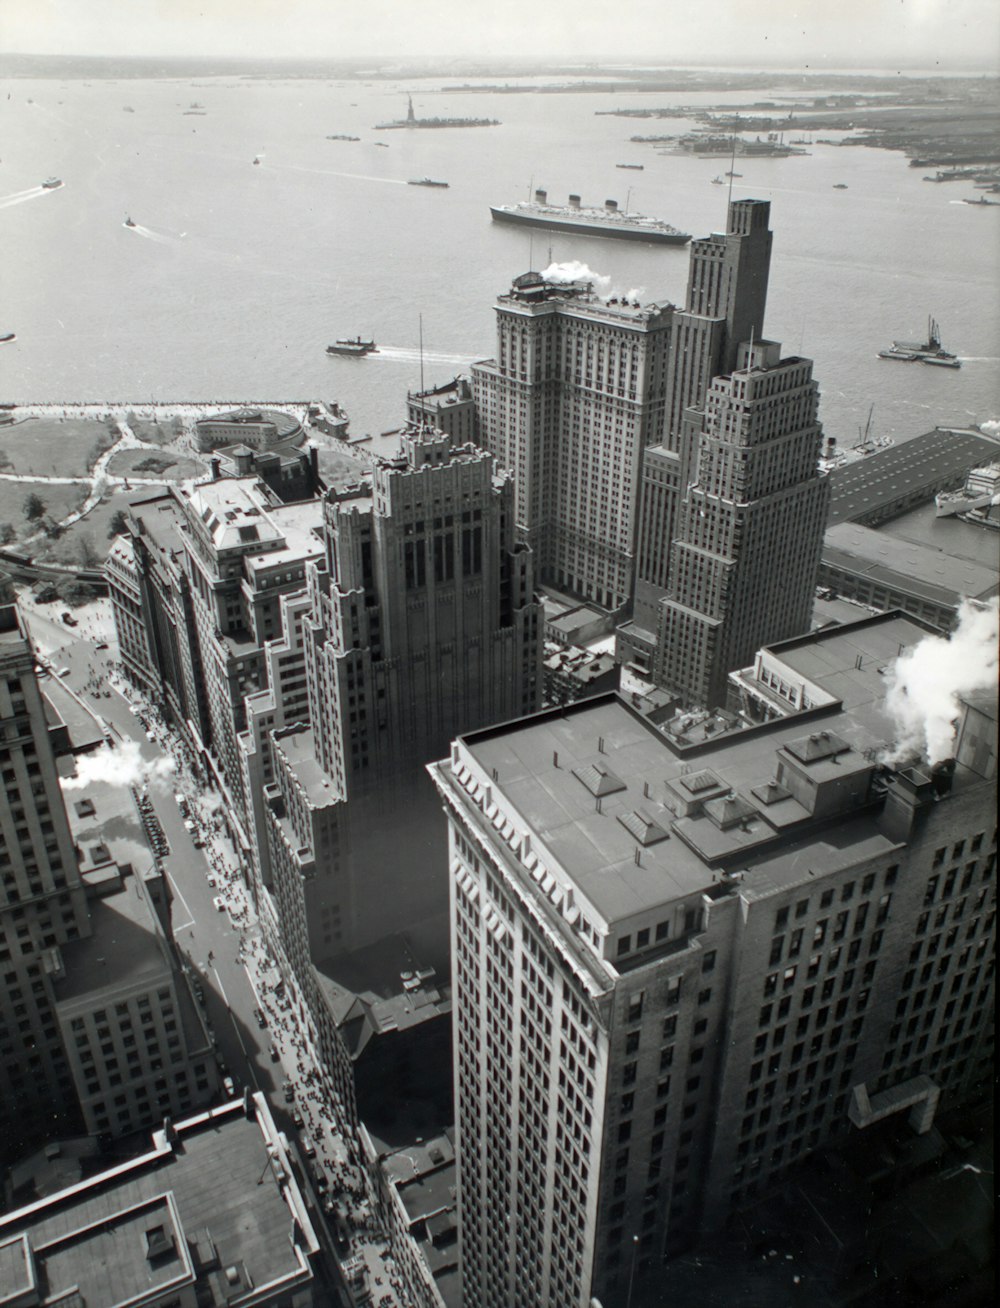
[269,1044,280,1063]
[253,1007,267,1029]
[283,1080,295,1103]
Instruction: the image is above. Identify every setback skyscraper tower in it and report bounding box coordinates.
[625,198,774,657]
[654,340,830,708]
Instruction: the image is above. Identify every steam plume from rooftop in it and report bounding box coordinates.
[62,738,175,791]
[882,599,999,766]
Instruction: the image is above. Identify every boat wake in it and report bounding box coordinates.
[375,346,479,366]
[0,186,54,211]
[124,222,178,245]
[277,163,406,186]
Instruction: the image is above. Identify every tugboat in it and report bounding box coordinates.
[878,317,960,369]
[253,156,261,165]
[327,337,377,356]
[124,216,136,228]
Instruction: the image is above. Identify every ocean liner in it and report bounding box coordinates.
[490,188,690,245]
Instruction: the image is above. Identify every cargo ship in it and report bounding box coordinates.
[490,188,690,245]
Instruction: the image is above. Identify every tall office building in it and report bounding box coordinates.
[472,271,673,612]
[653,340,830,707]
[430,612,995,1308]
[662,197,773,451]
[262,427,541,1085]
[625,198,773,655]
[1,574,217,1158]
[0,574,91,1150]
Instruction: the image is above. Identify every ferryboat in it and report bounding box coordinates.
[327,337,377,356]
[41,177,62,189]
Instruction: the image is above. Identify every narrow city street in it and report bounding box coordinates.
[17,589,412,1307]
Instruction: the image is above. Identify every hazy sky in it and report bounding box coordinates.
[1,0,998,69]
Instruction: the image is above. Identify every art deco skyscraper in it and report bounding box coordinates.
[654,340,830,708]
[472,272,673,612]
[626,199,773,652]
[263,427,541,1029]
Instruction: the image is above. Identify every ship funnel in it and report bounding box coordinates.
[534,188,547,203]
[605,199,618,212]
[568,194,581,209]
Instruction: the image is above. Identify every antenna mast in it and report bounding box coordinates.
[727,119,738,211]
[419,314,425,400]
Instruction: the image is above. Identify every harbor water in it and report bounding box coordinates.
[1,72,998,448]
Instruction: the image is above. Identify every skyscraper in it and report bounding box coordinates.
[663,197,773,452]
[654,340,830,707]
[624,198,773,658]
[0,573,90,1149]
[261,426,541,1080]
[430,612,995,1308]
[472,272,673,612]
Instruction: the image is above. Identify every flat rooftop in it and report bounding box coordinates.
[452,620,990,931]
[0,1098,316,1308]
[826,427,1000,524]
[53,867,172,1002]
[823,521,999,606]
[273,726,340,807]
[763,611,937,715]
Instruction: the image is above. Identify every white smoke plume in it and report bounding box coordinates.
[978,418,999,438]
[542,260,610,290]
[62,738,175,791]
[882,598,999,765]
[540,262,646,304]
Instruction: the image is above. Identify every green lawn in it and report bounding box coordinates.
[106,448,207,480]
[0,417,116,477]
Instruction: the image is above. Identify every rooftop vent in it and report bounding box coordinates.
[679,769,724,796]
[144,1224,176,1262]
[617,809,669,846]
[751,779,792,806]
[785,730,851,764]
[573,762,627,798]
[702,791,758,832]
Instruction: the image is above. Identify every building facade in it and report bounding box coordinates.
[0,575,91,1152]
[472,272,673,612]
[653,340,830,707]
[625,198,774,657]
[430,613,995,1308]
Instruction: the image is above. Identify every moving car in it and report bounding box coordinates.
[213,895,227,912]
